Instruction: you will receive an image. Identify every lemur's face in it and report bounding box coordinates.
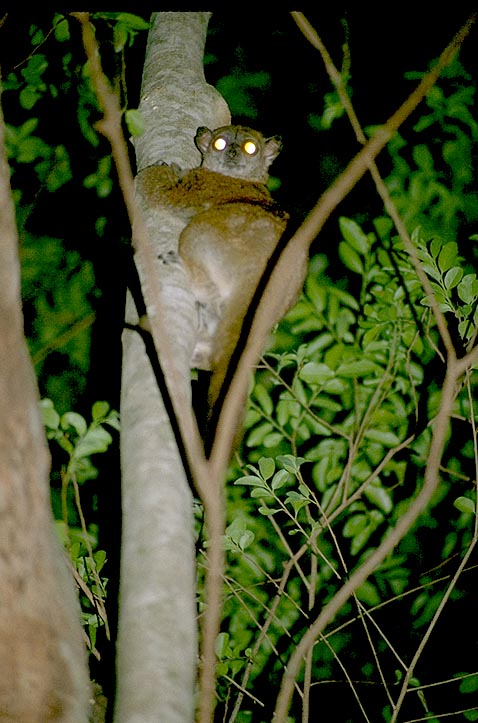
[195,125,282,183]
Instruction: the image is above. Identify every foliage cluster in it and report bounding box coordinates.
[206,55,478,722]
[2,12,148,410]
[1,11,477,723]
[42,398,119,658]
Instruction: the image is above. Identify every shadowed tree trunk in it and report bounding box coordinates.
[0,96,90,721]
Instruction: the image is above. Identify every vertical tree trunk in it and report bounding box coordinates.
[115,12,230,723]
[0,98,90,721]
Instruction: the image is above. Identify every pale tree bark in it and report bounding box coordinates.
[0,100,90,720]
[116,12,230,723]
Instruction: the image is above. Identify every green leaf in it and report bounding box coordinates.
[364,428,401,447]
[285,490,310,515]
[215,632,230,659]
[350,511,383,555]
[343,514,368,538]
[238,531,254,551]
[234,475,266,488]
[277,454,307,474]
[93,549,107,573]
[454,496,475,515]
[263,432,284,448]
[457,274,478,304]
[115,13,150,30]
[61,411,88,437]
[271,469,291,490]
[355,580,381,606]
[460,673,478,694]
[299,361,335,385]
[258,457,275,480]
[30,26,45,46]
[298,484,311,498]
[338,241,364,274]
[53,16,70,42]
[92,401,110,420]
[216,71,271,120]
[21,55,48,83]
[114,23,129,52]
[254,384,274,415]
[125,109,145,137]
[437,241,458,273]
[364,480,393,514]
[225,519,256,552]
[246,422,274,447]
[443,266,463,290]
[373,216,394,240]
[40,399,60,430]
[250,487,274,499]
[88,624,97,650]
[420,262,442,282]
[17,136,49,163]
[20,87,41,110]
[258,506,279,516]
[336,359,380,378]
[105,412,120,432]
[429,237,442,259]
[413,143,434,172]
[459,319,472,341]
[74,427,112,458]
[339,217,369,254]
[329,285,360,310]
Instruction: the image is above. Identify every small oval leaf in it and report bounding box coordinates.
[234,475,266,487]
[271,469,290,490]
[259,457,275,480]
[443,266,463,290]
[339,217,369,254]
[61,411,87,436]
[338,241,364,274]
[336,359,380,378]
[299,362,335,385]
[437,241,458,273]
[454,496,475,515]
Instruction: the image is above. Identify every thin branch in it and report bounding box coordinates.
[31,313,96,365]
[402,706,478,722]
[322,634,372,722]
[391,539,477,720]
[357,601,395,710]
[227,554,298,723]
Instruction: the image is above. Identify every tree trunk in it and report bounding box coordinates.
[115,12,230,723]
[0,97,90,721]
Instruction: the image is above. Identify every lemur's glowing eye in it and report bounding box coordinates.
[243,140,257,155]
[213,137,227,151]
